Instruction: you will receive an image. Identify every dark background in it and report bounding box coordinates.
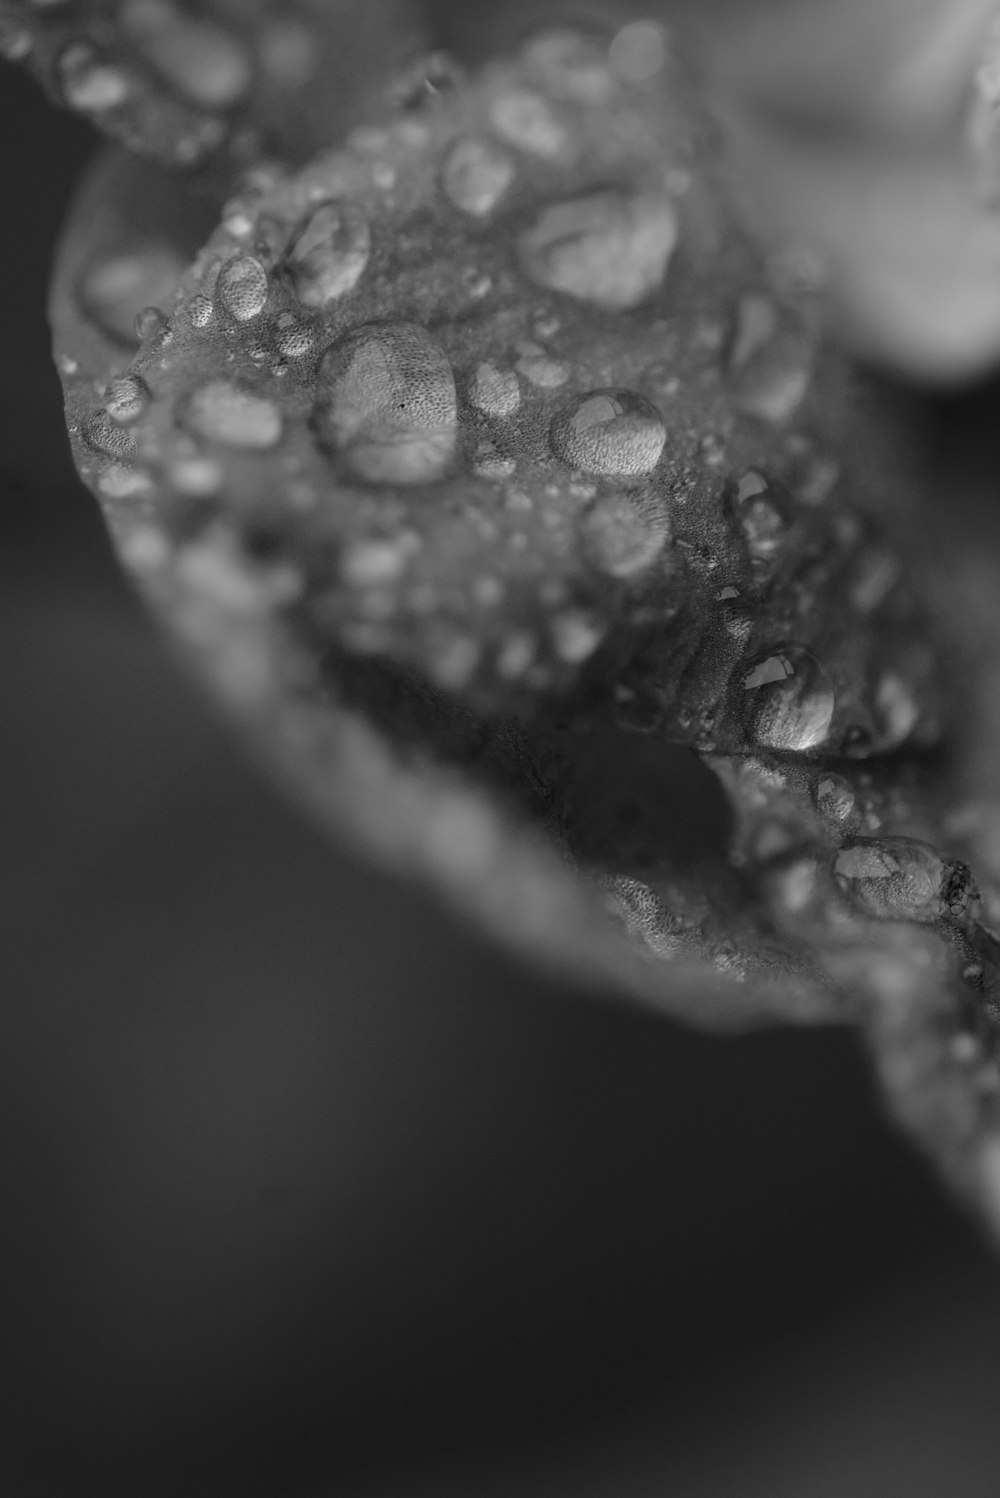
[5,42,1000,1498]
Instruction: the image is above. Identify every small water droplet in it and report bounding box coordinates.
[79,247,184,348]
[217,256,269,322]
[522,29,614,105]
[740,645,835,753]
[489,87,569,157]
[609,20,670,83]
[726,468,794,564]
[730,294,812,424]
[467,362,520,417]
[134,304,169,342]
[104,373,150,424]
[550,389,666,476]
[183,381,283,449]
[315,321,458,484]
[442,136,516,217]
[59,43,130,112]
[285,201,371,309]
[82,411,138,461]
[815,773,855,825]
[187,293,215,329]
[514,343,570,388]
[580,493,668,577]
[834,837,976,924]
[169,454,223,496]
[274,312,316,360]
[551,611,604,663]
[518,191,677,311]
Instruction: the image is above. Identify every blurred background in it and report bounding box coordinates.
[7,12,1000,1496]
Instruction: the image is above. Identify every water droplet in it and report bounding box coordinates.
[518,191,677,311]
[834,838,976,924]
[550,389,666,476]
[216,256,269,322]
[82,411,138,461]
[489,87,569,157]
[0,21,32,62]
[740,645,835,753]
[815,773,856,825]
[183,381,283,449]
[169,455,223,496]
[315,321,458,484]
[285,201,371,309]
[514,343,570,388]
[726,469,794,564]
[274,312,316,360]
[609,20,670,83]
[59,43,130,112]
[121,0,251,109]
[79,247,184,348]
[551,611,604,663]
[134,305,169,342]
[872,672,921,752]
[187,293,215,329]
[442,136,516,217]
[580,493,668,577]
[730,294,812,424]
[103,373,150,424]
[467,362,520,417]
[522,29,614,105]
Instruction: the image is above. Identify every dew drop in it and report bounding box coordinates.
[79,247,185,348]
[550,389,666,476]
[315,321,458,484]
[274,312,316,360]
[609,20,670,83]
[834,838,976,924]
[188,293,215,329]
[730,294,812,424]
[726,469,794,564]
[740,645,835,754]
[489,87,569,157]
[815,773,856,826]
[217,256,269,322]
[183,381,283,449]
[580,493,668,577]
[518,191,677,311]
[135,304,169,342]
[285,202,371,309]
[59,43,130,112]
[522,29,614,105]
[467,362,520,417]
[82,411,138,461]
[121,0,252,109]
[442,136,516,217]
[103,373,150,424]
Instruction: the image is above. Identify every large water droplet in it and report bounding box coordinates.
[121,0,252,109]
[315,321,458,484]
[442,136,516,217]
[835,838,976,924]
[740,645,835,753]
[183,381,283,449]
[285,202,371,309]
[217,256,269,322]
[522,29,614,105]
[518,191,677,311]
[550,389,666,476]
